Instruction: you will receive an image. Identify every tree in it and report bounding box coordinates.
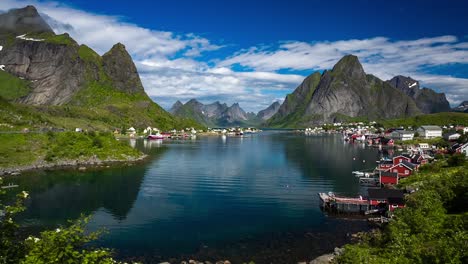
[0,178,133,264]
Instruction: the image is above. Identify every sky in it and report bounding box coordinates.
[1,0,468,112]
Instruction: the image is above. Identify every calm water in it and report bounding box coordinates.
[9,132,384,262]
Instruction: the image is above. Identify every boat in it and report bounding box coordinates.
[147,133,165,140]
[352,171,365,176]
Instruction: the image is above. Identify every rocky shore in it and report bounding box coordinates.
[0,154,148,176]
[156,249,343,264]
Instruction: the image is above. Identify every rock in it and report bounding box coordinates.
[267,55,422,126]
[387,75,451,113]
[223,261,231,264]
[334,247,344,255]
[10,172,21,176]
[309,254,334,264]
[189,260,196,264]
[257,101,281,120]
[159,262,170,264]
[78,166,86,171]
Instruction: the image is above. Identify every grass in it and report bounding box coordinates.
[29,32,77,46]
[0,132,142,169]
[381,112,468,128]
[0,71,31,100]
[0,133,46,167]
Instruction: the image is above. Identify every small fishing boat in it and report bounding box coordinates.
[147,133,165,140]
[352,171,365,176]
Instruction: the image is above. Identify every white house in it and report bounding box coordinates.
[418,143,430,150]
[391,130,415,141]
[417,126,442,139]
[444,133,461,141]
[454,143,468,157]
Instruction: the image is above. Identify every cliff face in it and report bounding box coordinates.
[0,5,202,130]
[387,75,451,113]
[268,55,421,127]
[0,36,91,105]
[102,43,145,94]
[257,101,280,120]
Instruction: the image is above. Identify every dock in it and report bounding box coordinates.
[318,192,372,214]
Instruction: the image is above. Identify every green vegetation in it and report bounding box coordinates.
[336,159,468,264]
[0,132,142,169]
[29,32,77,46]
[382,112,468,128]
[266,72,321,128]
[78,45,102,63]
[0,178,132,264]
[0,71,31,101]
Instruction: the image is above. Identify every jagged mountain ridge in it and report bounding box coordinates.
[267,55,423,127]
[453,101,468,113]
[387,75,451,113]
[257,101,281,120]
[170,99,268,127]
[0,5,201,130]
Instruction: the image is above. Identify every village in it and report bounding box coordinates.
[313,121,468,223]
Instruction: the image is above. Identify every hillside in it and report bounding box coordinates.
[0,6,201,131]
[387,75,451,113]
[267,55,422,127]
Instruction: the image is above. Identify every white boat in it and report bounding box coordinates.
[352,171,364,176]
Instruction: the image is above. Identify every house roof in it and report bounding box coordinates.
[380,160,393,165]
[380,171,398,178]
[401,160,417,170]
[368,189,405,200]
[419,125,442,131]
[395,130,414,135]
[388,197,405,205]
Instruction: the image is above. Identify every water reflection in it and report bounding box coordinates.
[17,132,377,259]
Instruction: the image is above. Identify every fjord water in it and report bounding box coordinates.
[15,132,380,261]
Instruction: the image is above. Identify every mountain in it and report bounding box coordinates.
[387,75,451,113]
[170,99,259,127]
[0,6,201,130]
[0,5,53,35]
[257,101,281,120]
[452,101,468,113]
[267,55,422,127]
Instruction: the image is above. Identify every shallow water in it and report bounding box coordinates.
[10,132,384,262]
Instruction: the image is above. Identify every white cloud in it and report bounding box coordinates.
[219,36,468,106]
[1,0,467,111]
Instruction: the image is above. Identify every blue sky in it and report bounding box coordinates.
[1,0,468,112]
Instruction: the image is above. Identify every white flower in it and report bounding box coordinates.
[33,238,40,243]
[21,191,29,198]
[55,228,61,233]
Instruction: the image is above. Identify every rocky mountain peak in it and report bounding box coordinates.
[331,54,365,79]
[388,75,420,91]
[0,5,54,35]
[257,101,281,120]
[169,100,183,113]
[387,75,450,113]
[102,42,144,94]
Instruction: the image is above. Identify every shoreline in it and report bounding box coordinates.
[0,154,148,176]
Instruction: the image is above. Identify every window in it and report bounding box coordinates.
[393,169,398,173]
[405,170,409,174]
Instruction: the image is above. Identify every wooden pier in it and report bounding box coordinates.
[318,192,373,214]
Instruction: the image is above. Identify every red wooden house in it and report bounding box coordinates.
[368,189,405,211]
[392,155,412,165]
[385,160,416,177]
[380,171,399,185]
[378,160,393,171]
